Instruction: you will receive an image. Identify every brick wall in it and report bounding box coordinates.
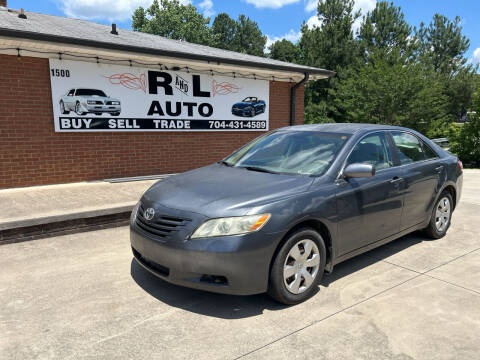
[0,54,304,189]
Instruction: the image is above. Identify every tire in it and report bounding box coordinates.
[424,190,453,239]
[75,101,86,116]
[268,228,326,305]
[94,112,102,115]
[60,101,69,114]
[250,108,255,117]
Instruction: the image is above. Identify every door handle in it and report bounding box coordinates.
[435,165,444,173]
[389,177,404,185]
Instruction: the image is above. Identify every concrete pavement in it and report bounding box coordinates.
[0,171,479,359]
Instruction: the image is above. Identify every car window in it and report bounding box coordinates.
[68,89,75,96]
[75,89,107,97]
[422,141,438,160]
[347,132,393,170]
[224,131,350,176]
[391,132,425,164]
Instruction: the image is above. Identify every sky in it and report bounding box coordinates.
[6,0,480,63]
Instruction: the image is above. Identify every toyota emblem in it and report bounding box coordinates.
[144,208,155,221]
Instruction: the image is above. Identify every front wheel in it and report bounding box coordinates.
[268,228,326,305]
[424,190,453,239]
[75,101,87,116]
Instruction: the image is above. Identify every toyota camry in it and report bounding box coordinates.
[130,124,463,304]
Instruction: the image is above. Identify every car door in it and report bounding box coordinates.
[390,131,443,231]
[335,131,404,256]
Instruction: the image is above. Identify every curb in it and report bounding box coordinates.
[0,204,136,245]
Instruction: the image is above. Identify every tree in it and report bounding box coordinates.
[358,1,412,61]
[231,15,267,57]
[132,0,212,46]
[415,15,470,74]
[334,55,449,132]
[299,0,359,123]
[415,14,477,121]
[268,39,300,63]
[211,13,237,51]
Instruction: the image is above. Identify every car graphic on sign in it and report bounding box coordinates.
[231,97,266,117]
[59,88,121,116]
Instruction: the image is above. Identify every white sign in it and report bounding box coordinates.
[49,59,269,132]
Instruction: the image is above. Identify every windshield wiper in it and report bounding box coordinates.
[218,160,233,167]
[240,166,278,174]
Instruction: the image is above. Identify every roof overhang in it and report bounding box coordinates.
[0,28,335,82]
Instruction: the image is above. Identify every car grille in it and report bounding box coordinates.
[135,204,190,239]
[92,100,103,105]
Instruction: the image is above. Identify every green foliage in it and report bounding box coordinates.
[449,83,480,166]
[449,116,480,167]
[132,0,212,45]
[230,15,267,57]
[299,0,359,123]
[268,39,300,63]
[334,55,449,131]
[211,13,237,50]
[358,1,412,61]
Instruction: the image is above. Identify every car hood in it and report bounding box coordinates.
[141,163,314,218]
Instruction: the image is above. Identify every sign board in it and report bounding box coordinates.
[49,59,269,132]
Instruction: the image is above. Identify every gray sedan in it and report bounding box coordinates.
[130,124,463,304]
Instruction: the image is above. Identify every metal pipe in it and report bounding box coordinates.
[290,72,309,126]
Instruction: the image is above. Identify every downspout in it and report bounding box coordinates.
[290,72,309,126]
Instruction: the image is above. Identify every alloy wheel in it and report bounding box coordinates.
[283,239,320,294]
[435,197,451,232]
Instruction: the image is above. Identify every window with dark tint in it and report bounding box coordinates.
[422,141,438,160]
[68,89,75,96]
[391,132,426,164]
[224,131,350,176]
[347,132,393,170]
[75,89,107,97]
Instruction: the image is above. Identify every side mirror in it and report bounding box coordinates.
[343,163,375,179]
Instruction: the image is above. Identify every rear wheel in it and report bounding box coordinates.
[268,228,326,305]
[424,190,453,239]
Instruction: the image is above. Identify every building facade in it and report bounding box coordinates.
[0,3,332,189]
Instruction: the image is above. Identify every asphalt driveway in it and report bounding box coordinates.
[1,171,479,359]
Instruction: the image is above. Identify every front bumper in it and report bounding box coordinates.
[85,104,121,112]
[232,108,251,117]
[130,211,282,295]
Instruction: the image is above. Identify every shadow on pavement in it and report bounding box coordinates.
[130,231,430,319]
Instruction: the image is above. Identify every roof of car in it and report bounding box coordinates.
[279,123,410,135]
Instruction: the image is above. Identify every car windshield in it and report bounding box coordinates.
[243,97,256,102]
[76,89,107,97]
[223,131,350,176]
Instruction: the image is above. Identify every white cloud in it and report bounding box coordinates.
[198,0,215,17]
[305,0,317,12]
[59,0,191,22]
[244,0,300,9]
[352,0,376,34]
[472,48,480,65]
[265,29,301,50]
[306,14,322,28]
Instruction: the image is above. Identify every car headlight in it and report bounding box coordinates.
[191,214,271,239]
[111,101,120,105]
[87,100,96,104]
